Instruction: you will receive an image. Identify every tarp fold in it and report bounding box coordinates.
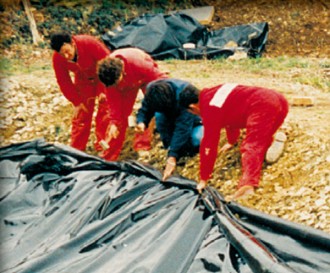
[102,13,269,60]
[0,139,329,273]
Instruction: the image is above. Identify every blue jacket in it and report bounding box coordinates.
[136,78,202,158]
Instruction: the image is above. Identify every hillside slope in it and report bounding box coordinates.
[0,0,329,57]
[208,0,329,57]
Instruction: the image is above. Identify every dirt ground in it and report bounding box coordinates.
[0,0,329,233]
[1,54,329,233]
[210,0,330,58]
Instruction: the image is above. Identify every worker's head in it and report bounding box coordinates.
[97,56,123,87]
[144,80,176,112]
[50,32,76,61]
[179,85,201,115]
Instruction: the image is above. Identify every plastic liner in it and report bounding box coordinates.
[0,139,329,273]
[101,13,269,60]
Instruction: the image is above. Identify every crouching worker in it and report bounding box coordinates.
[179,83,289,200]
[96,48,168,161]
[135,79,204,180]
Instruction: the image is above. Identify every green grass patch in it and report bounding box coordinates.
[0,58,11,72]
[0,56,52,76]
[205,56,329,92]
[210,56,317,71]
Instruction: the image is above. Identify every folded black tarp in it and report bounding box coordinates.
[0,139,329,273]
[101,13,269,60]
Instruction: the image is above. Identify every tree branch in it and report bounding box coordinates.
[21,0,43,45]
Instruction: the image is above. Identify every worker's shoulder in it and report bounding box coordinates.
[73,34,102,44]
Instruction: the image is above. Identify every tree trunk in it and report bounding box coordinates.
[21,0,43,45]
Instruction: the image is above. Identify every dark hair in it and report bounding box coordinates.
[144,80,175,111]
[97,57,123,87]
[50,32,72,52]
[179,84,200,108]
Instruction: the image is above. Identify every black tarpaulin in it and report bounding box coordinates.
[101,13,269,60]
[0,139,329,273]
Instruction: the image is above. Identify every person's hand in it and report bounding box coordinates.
[196,180,208,194]
[162,157,176,181]
[225,185,255,202]
[105,124,119,142]
[219,143,233,154]
[135,122,146,134]
[73,103,88,118]
[98,93,107,103]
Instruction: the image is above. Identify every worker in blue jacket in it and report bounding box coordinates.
[135,79,204,180]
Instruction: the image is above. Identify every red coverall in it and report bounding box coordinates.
[199,84,289,188]
[102,48,168,161]
[52,35,111,151]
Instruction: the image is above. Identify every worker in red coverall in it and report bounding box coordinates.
[179,83,289,200]
[96,48,168,161]
[50,32,111,152]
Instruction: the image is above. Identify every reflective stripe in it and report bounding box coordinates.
[209,83,238,108]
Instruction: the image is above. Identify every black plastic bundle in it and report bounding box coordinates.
[102,13,269,60]
[0,139,329,272]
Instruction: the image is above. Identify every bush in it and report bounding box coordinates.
[1,0,197,48]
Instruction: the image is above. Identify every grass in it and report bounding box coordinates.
[0,56,52,76]
[190,56,330,92]
[1,47,329,93]
[0,57,12,73]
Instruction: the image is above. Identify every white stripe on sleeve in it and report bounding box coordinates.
[209,83,238,108]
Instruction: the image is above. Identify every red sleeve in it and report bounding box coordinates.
[105,87,123,125]
[225,127,240,145]
[90,38,110,60]
[52,53,80,106]
[199,112,222,181]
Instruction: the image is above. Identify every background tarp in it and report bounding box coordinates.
[0,139,329,273]
[101,13,269,60]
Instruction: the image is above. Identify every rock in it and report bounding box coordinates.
[291,96,315,106]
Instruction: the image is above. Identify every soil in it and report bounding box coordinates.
[0,1,329,233]
[210,0,330,58]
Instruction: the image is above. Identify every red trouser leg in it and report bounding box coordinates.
[238,96,288,188]
[239,119,274,188]
[71,98,95,151]
[94,97,111,151]
[101,121,128,161]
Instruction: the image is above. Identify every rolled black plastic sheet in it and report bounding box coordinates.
[101,13,269,60]
[0,139,329,273]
